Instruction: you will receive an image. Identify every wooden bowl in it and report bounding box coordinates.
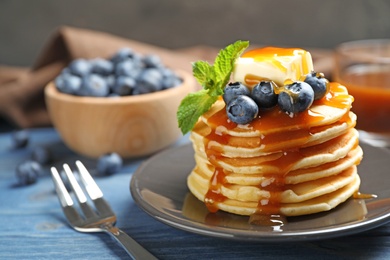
[45,70,195,158]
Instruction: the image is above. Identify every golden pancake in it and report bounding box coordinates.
[192,115,356,158]
[192,128,359,175]
[193,145,362,186]
[188,171,360,216]
[189,165,357,203]
[200,84,353,138]
[182,45,364,219]
[191,111,356,157]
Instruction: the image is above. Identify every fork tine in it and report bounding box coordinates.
[76,160,103,200]
[63,164,87,203]
[76,161,114,217]
[63,163,98,219]
[50,167,73,207]
[51,167,84,226]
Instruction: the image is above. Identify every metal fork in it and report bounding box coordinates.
[50,160,157,260]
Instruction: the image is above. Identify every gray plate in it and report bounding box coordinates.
[130,142,390,242]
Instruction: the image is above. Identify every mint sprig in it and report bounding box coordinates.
[177,40,249,135]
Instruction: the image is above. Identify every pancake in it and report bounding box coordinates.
[200,84,353,138]
[189,164,357,203]
[183,46,364,219]
[195,145,363,186]
[191,111,356,157]
[214,173,360,217]
[188,169,360,216]
[187,89,362,217]
[192,128,359,174]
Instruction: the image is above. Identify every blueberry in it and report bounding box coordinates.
[78,74,109,97]
[130,53,144,69]
[55,73,82,94]
[15,160,41,186]
[115,59,141,78]
[134,68,163,95]
[112,76,136,96]
[96,153,123,176]
[278,81,314,114]
[90,58,114,76]
[303,71,330,100]
[110,48,136,63]
[105,75,116,90]
[226,95,259,124]
[31,146,51,165]
[108,93,121,98]
[160,67,175,77]
[68,59,91,77]
[158,68,182,89]
[142,54,163,68]
[223,82,250,105]
[250,81,278,109]
[162,75,182,89]
[159,67,175,79]
[11,130,29,149]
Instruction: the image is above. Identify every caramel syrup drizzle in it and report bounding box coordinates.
[202,83,358,221]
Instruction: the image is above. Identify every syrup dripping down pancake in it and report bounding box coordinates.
[188,168,360,216]
[187,83,363,217]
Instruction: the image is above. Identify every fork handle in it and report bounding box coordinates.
[105,226,158,260]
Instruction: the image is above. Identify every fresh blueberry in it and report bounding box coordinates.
[31,146,51,165]
[110,48,136,63]
[159,67,175,77]
[90,58,114,76]
[134,68,163,94]
[226,95,259,124]
[108,93,121,98]
[130,53,144,69]
[158,68,182,89]
[55,73,82,94]
[96,153,123,176]
[112,76,136,96]
[115,59,141,78]
[278,81,314,114]
[78,74,109,97]
[15,160,41,186]
[105,75,116,90]
[68,59,91,77]
[223,82,250,105]
[142,54,163,68]
[11,130,29,149]
[303,71,330,100]
[162,75,182,89]
[250,81,278,109]
[54,49,173,98]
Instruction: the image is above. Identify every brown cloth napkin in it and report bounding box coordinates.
[0,26,333,129]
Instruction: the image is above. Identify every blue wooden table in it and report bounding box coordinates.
[1,128,390,259]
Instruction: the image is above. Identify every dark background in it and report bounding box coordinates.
[1,0,390,67]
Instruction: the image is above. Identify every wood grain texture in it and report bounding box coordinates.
[0,129,389,259]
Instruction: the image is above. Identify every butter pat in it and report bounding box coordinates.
[232,47,314,87]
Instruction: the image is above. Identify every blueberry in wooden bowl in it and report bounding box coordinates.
[45,48,195,158]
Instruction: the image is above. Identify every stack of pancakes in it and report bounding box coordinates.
[187,82,362,217]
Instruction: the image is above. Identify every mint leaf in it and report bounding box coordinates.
[192,61,218,95]
[192,61,212,87]
[214,40,249,86]
[177,40,249,135]
[177,90,218,135]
